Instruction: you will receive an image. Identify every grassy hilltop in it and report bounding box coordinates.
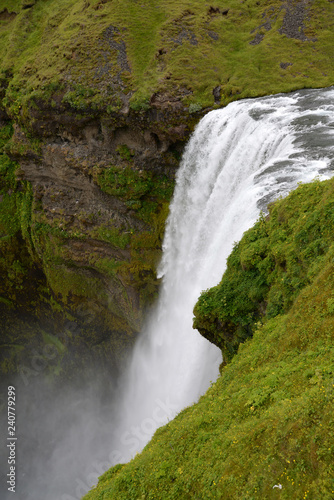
[0,0,333,117]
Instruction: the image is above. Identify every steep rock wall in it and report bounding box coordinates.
[0,96,193,378]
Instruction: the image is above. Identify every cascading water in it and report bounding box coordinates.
[2,87,334,500]
[110,86,334,463]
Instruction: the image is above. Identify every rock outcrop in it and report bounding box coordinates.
[0,90,194,378]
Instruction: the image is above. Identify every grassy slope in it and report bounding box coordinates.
[0,0,333,115]
[84,179,334,499]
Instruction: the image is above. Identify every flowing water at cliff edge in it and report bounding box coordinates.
[109,87,334,466]
[2,87,334,500]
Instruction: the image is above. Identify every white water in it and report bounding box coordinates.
[3,88,334,500]
[110,87,334,463]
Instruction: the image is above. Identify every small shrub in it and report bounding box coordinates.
[188,102,202,114]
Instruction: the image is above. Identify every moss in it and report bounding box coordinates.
[0,0,333,123]
[92,164,174,223]
[62,84,96,111]
[94,165,153,201]
[92,257,122,278]
[0,122,13,147]
[95,225,131,249]
[188,102,202,114]
[116,144,134,161]
[4,129,41,157]
[44,264,102,302]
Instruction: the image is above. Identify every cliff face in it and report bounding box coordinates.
[9,98,186,322]
[0,96,188,378]
[0,0,333,377]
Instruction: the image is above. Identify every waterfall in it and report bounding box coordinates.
[3,87,334,500]
[110,86,334,462]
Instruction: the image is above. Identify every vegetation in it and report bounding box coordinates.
[194,178,334,361]
[0,0,334,493]
[92,163,174,223]
[84,177,334,500]
[0,0,333,119]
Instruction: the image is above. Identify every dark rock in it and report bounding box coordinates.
[280,62,293,69]
[213,86,221,104]
[103,25,131,72]
[279,0,317,42]
[22,2,36,9]
[208,31,219,41]
[249,33,265,45]
[208,6,229,16]
[171,27,198,47]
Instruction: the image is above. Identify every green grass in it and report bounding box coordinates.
[94,225,131,250]
[83,177,334,500]
[0,0,333,118]
[92,163,174,223]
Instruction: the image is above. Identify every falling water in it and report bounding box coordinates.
[110,86,334,462]
[2,87,334,500]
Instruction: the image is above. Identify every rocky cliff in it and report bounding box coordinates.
[0,92,184,378]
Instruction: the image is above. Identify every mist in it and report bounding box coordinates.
[0,348,123,500]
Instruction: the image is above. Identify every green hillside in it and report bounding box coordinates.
[84,178,334,499]
[0,0,333,118]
